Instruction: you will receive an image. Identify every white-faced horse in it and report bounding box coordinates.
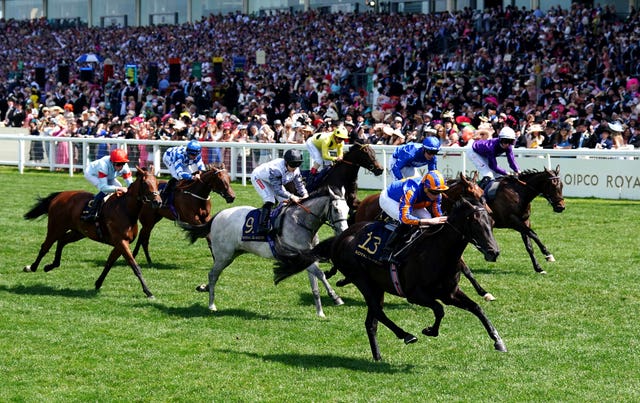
[181,185,350,317]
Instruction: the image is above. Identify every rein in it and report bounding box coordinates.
[289,197,347,233]
[515,173,563,206]
[177,168,226,201]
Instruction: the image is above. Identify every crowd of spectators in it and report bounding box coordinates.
[2,4,640,169]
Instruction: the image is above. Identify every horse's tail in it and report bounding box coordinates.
[178,217,214,244]
[24,192,61,220]
[273,237,337,285]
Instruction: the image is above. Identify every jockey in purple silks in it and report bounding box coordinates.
[467,126,520,188]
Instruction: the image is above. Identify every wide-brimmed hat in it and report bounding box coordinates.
[528,124,544,133]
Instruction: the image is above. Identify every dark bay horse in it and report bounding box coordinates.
[274,195,505,361]
[132,163,236,265]
[180,185,350,317]
[484,165,565,274]
[23,166,162,298]
[305,142,384,214]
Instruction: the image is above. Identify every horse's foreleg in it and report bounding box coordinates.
[442,288,507,352]
[132,224,154,265]
[95,248,121,291]
[459,259,495,301]
[119,241,154,298]
[306,269,325,318]
[43,231,84,272]
[309,262,344,306]
[521,233,546,274]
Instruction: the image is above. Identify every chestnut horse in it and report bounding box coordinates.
[23,166,162,298]
[274,194,505,361]
[133,163,236,265]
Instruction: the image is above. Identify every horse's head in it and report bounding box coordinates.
[203,163,236,203]
[301,185,349,235]
[450,196,499,262]
[542,165,565,213]
[344,143,384,176]
[136,165,162,208]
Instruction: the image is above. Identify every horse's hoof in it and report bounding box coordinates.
[537,270,548,275]
[404,334,418,344]
[43,265,54,272]
[483,293,496,302]
[494,341,508,352]
[147,294,155,300]
[23,266,33,273]
[208,304,217,312]
[317,311,326,318]
[333,297,344,306]
[545,255,556,262]
[196,284,209,292]
[422,327,438,337]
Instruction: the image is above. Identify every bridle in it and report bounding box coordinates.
[138,171,160,203]
[179,167,231,201]
[289,194,348,233]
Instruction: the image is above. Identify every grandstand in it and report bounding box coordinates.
[1,0,635,28]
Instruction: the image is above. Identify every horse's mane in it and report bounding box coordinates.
[306,184,339,200]
[205,162,226,171]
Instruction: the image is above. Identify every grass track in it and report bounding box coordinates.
[1,167,639,402]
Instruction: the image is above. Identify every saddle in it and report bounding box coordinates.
[241,204,286,242]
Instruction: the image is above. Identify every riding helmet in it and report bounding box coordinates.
[422,170,449,193]
[110,148,129,163]
[186,139,202,154]
[284,149,304,167]
[498,126,516,140]
[332,127,349,139]
[422,136,441,151]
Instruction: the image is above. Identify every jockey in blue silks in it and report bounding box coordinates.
[378,170,449,264]
[467,126,520,188]
[389,136,440,180]
[162,139,206,201]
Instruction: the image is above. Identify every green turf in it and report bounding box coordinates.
[1,166,639,402]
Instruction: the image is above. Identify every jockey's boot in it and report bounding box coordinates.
[81,192,105,222]
[478,176,492,190]
[162,178,177,206]
[257,201,274,235]
[380,224,410,265]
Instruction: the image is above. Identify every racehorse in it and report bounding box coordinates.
[483,166,565,274]
[353,173,498,301]
[23,166,162,298]
[132,163,236,265]
[274,194,505,361]
[180,185,350,318]
[305,142,384,214]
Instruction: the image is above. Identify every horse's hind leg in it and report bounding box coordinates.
[442,288,507,352]
[24,239,55,272]
[459,259,495,301]
[526,227,555,262]
[43,231,84,272]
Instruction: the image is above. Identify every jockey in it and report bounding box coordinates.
[251,149,308,235]
[389,136,440,180]
[162,139,206,202]
[305,126,348,175]
[378,170,449,264]
[468,126,520,188]
[82,148,133,221]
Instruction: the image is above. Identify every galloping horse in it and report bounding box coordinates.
[353,173,498,301]
[180,185,350,317]
[305,142,384,214]
[132,163,236,265]
[274,194,505,361]
[484,165,565,274]
[23,166,162,298]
